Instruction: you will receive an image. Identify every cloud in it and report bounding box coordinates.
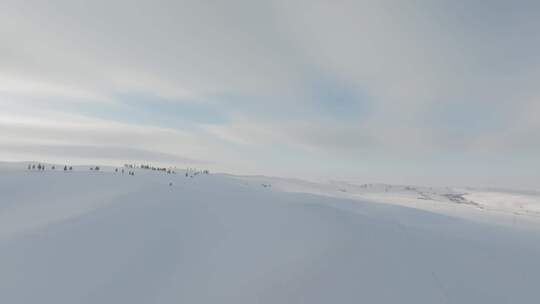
[0,142,206,165]
[0,0,539,187]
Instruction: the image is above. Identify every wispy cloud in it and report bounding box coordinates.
[0,0,539,188]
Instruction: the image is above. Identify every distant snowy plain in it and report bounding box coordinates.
[1,162,539,303]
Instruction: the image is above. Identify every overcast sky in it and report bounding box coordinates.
[1,0,539,188]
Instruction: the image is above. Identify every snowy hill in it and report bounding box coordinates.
[1,162,540,303]
[228,174,540,230]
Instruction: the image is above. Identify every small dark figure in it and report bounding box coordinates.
[52,165,55,170]
[28,164,31,170]
[32,164,36,170]
[169,182,173,186]
[115,168,118,173]
[121,169,124,174]
[69,166,72,171]
[64,165,67,171]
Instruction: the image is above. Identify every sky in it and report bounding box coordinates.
[1,0,539,189]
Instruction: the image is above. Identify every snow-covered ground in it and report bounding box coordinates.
[229,174,540,230]
[1,162,539,303]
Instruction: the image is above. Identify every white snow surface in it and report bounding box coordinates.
[1,162,540,303]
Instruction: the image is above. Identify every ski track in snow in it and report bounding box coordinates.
[1,163,540,303]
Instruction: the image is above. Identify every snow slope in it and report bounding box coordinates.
[1,163,540,303]
[228,174,540,230]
